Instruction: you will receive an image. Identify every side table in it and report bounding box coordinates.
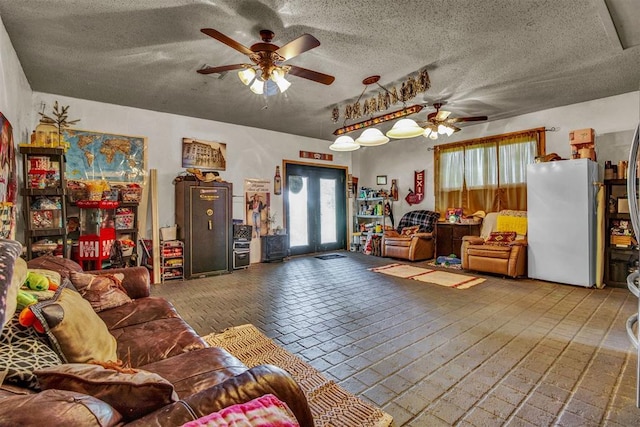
[436,222,481,258]
[261,234,288,262]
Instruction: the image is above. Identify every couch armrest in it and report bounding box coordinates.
[462,236,485,245]
[128,364,314,427]
[86,266,150,299]
[413,232,434,240]
[510,238,528,247]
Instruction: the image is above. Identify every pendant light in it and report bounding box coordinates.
[355,128,389,146]
[386,118,425,139]
[329,135,360,151]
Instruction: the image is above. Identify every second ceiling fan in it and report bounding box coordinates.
[419,102,488,139]
[197,28,335,95]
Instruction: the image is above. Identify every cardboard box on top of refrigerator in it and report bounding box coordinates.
[569,128,595,145]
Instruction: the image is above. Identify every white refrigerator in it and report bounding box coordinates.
[527,158,599,287]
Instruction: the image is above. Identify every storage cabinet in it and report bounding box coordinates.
[604,179,637,287]
[261,234,288,262]
[436,222,481,258]
[19,146,67,260]
[175,180,232,278]
[161,240,184,282]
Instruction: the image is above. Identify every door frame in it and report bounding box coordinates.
[282,160,350,252]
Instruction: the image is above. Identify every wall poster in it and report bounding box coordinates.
[0,112,16,239]
[62,129,147,183]
[244,179,271,239]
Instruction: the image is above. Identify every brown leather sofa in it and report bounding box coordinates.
[382,210,440,261]
[461,210,528,278]
[0,254,313,426]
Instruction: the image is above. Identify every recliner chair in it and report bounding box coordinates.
[461,210,528,278]
[382,210,440,261]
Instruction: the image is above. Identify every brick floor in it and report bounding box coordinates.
[151,252,640,426]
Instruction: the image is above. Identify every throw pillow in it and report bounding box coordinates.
[0,239,23,328]
[0,389,123,426]
[0,311,62,389]
[400,225,420,236]
[36,363,178,422]
[31,288,118,363]
[69,272,132,312]
[496,214,527,236]
[485,231,517,246]
[181,394,300,427]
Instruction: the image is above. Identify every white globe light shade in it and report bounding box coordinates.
[355,128,389,146]
[329,135,360,151]
[386,119,425,139]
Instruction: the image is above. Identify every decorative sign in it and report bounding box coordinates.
[405,170,425,206]
[300,150,333,162]
[299,151,333,161]
[333,104,424,136]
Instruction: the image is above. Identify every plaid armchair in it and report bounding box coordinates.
[382,210,440,261]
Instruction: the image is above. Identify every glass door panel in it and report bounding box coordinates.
[285,163,346,256]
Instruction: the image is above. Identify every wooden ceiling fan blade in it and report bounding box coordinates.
[197,64,247,74]
[450,115,488,123]
[200,28,253,56]
[276,34,320,61]
[287,65,335,85]
[435,110,451,121]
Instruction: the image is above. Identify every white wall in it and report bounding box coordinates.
[354,91,640,219]
[31,92,351,262]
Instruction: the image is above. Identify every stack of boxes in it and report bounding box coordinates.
[569,128,596,161]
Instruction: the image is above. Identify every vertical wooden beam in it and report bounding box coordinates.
[150,169,161,284]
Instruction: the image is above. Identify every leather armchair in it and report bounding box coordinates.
[461,210,528,278]
[382,210,440,261]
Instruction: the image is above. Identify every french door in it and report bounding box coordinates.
[284,162,347,256]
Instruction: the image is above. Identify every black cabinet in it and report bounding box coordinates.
[261,234,288,262]
[175,180,232,278]
[436,222,481,258]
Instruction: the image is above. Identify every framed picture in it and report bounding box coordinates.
[376,175,387,186]
[182,137,227,170]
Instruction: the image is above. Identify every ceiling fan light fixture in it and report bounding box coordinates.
[271,68,291,93]
[238,67,256,85]
[438,123,455,136]
[249,77,265,94]
[429,131,438,140]
[386,118,424,139]
[423,128,432,138]
[355,128,389,146]
[329,135,360,151]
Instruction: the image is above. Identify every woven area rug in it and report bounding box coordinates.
[369,263,486,289]
[203,324,393,427]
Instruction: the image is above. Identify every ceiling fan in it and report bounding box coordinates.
[418,102,488,139]
[197,28,335,95]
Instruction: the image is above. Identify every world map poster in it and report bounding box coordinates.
[62,129,147,183]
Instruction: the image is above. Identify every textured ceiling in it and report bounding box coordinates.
[0,0,639,142]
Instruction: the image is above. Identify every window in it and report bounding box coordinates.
[434,128,545,215]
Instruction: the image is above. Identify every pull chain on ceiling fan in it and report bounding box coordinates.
[197,28,335,96]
